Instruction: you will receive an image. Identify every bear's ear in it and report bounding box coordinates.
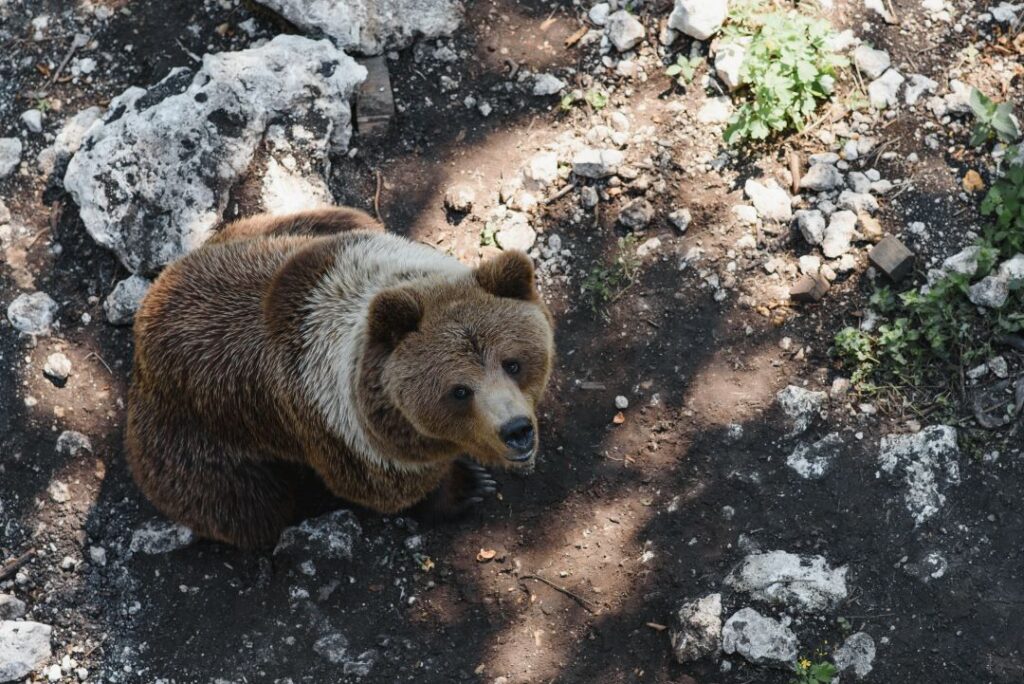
[474,250,538,301]
[367,287,422,348]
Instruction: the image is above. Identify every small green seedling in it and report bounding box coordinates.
[665,54,703,87]
[968,88,1022,147]
[585,89,609,110]
[981,160,1024,257]
[790,659,837,684]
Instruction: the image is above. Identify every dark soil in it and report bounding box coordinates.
[2,1,1024,683]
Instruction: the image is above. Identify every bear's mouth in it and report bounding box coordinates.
[505,448,534,463]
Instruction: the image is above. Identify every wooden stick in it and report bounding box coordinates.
[519,574,598,613]
[0,549,35,581]
[374,169,383,220]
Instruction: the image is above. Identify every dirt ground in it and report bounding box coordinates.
[2,0,1024,683]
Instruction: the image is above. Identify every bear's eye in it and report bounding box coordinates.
[503,360,521,376]
[450,385,473,401]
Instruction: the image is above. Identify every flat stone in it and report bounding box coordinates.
[129,521,197,555]
[356,56,394,135]
[879,425,960,526]
[0,621,52,682]
[256,0,462,54]
[853,45,890,79]
[721,608,799,666]
[822,210,857,258]
[671,593,722,663]
[869,69,905,109]
[725,550,848,613]
[837,190,879,214]
[696,96,732,123]
[531,73,566,96]
[834,632,876,679]
[274,510,362,562]
[869,236,914,281]
[789,273,829,303]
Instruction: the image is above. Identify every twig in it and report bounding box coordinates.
[45,34,90,91]
[175,39,202,64]
[519,574,598,613]
[543,182,576,204]
[374,170,383,220]
[85,351,113,376]
[0,549,35,581]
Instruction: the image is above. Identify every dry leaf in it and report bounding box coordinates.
[612,411,626,425]
[963,170,985,192]
[476,548,497,562]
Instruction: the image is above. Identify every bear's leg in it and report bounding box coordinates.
[127,409,297,549]
[411,459,497,522]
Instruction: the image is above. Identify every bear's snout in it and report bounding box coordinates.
[499,416,535,461]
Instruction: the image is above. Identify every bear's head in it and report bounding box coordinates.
[365,250,554,468]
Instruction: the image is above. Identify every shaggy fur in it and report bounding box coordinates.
[126,207,554,549]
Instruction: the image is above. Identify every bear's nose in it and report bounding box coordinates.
[499,416,535,459]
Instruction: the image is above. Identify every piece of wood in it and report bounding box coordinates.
[356,56,394,135]
[869,235,914,281]
[790,273,830,303]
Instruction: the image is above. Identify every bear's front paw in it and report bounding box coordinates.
[413,459,496,522]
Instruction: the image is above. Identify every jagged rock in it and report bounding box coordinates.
[838,190,879,214]
[794,209,826,245]
[618,198,655,229]
[104,275,152,325]
[255,0,462,54]
[0,621,52,682]
[572,148,624,178]
[787,433,842,479]
[37,107,104,177]
[725,550,848,612]
[668,0,729,40]
[605,10,645,52]
[968,275,1010,309]
[776,385,827,435]
[669,208,692,232]
[443,185,475,213]
[834,632,876,679]
[43,353,72,385]
[941,246,981,277]
[904,74,938,106]
[822,210,857,258]
[0,138,22,179]
[129,521,197,555]
[869,69,905,109]
[721,608,798,666]
[879,425,960,526]
[799,163,844,191]
[494,211,537,252]
[274,510,362,562]
[56,431,92,457]
[532,73,566,96]
[6,292,58,335]
[65,36,366,274]
[744,178,792,222]
[999,254,1024,284]
[852,45,890,79]
[0,596,27,621]
[715,39,748,90]
[21,109,43,134]
[671,594,722,663]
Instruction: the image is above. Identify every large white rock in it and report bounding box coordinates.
[0,620,52,682]
[255,0,462,54]
[494,211,537,252]
[776,385,827,435]
[725,550,848,613]
[671,593,722,663]
[572,148,624,178]
[941,245,982,278]
[64,36,366,275]
[7,292,58,335]
[0,138,22,179]
[799,163,844,191]
[668,0,729,40]
[879,425,960,525]
[968,274,1010,309]
[721,608,799,665]
[274,509,362,561]
[822,210,858,258]
[714,39,748,90]
[794,209,826,245]
[744,178,792,222]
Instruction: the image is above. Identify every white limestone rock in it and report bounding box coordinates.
[721,608,799,665]
[0,138,22,179]
[853,45,890,79]
[725,550,849,613]
[869,69,905,109]
[0,621,52,682]
[7,292,58,335]
[668,0,729,40]
[834,632,877,679]
[776,385,827,435]
[744,178,792,222]
[878,425,960,526]
[671,593,722,663]
[605,10,646,52]
[104,275,152,325]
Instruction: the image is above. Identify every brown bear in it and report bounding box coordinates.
[125,207,555,549]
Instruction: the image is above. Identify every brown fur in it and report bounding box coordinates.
[126,207,554,549]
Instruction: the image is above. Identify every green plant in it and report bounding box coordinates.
[721,9,847,143]
[968,88,1022,147]
[581,235,640,310]
[584,88,609,110]
[665,54,703,87]
[981,162,1024,258]
[791,659,837,684]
